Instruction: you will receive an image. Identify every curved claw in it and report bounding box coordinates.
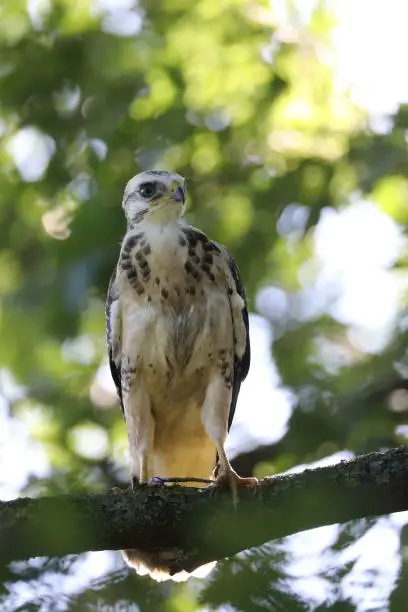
[131,476,215,491]
[214,471,258,505]
[110,486,127,495]
[149,476,167,486]
[148,476,213,487]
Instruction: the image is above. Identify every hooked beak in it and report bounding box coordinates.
[170,182,185,204]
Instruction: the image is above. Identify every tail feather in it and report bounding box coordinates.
[123,548,216,582]
[123,479,216,581]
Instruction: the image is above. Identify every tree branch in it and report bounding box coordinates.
[2,446,408,574]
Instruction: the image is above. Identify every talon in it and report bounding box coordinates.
[158,477,213,485]
[149,476,166,486]
[147,476,214,487]
[131,476,140,491]
[111,486,126,495]
[215,470,258,505]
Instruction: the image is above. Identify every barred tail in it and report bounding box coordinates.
[123,548,216,582]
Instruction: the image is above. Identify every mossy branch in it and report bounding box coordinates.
[1,446,408,574]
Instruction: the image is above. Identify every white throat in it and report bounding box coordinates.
[146,203,183,225]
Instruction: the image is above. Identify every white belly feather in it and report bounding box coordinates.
[118,221,234,481]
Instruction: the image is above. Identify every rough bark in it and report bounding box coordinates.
[1,446,408,574]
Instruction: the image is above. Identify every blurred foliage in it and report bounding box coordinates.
[1,0,408,609]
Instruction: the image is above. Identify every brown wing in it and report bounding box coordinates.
[106,269,123,414]
[181,225,250,432]
[225,253,250,431]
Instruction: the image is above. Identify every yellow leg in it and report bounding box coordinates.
[201,376,257,504]
[139,452,149,484]
[123,381,155,491]
[215,446,258,505]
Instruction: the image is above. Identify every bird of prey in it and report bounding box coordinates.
[106,170,256,580]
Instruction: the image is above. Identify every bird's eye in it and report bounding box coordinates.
[139,182,157,199]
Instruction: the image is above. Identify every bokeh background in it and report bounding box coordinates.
[2,0,408,609]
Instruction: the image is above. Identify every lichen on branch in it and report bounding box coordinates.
[1,446,408,573]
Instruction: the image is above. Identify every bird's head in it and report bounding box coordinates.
[122,170,186,225]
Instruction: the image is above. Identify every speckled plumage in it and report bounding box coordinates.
[106,170,251,580]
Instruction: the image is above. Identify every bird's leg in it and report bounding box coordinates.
[214,446,258,504]
[201,376,257,504]
[122,379,155,490]
[139,447,149,485]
